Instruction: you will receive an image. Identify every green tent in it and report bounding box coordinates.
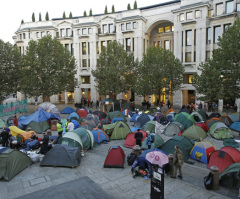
[141,134,164,150]
[73,128,94,150]
[110,121,131,140]
[181,125,207,141]
[143,121,156,133]
[191,112,204,122]
[107,111,126,122]
[209,122,233,140]
[58,132,83,149]
[160,136,194,162]
[102,123,116,136]
[0,119,7,130]
[26,121,50,134]
[219,163,240,190]
[174,112,195,129]
[197,110,208,121]
[0,148,33,181]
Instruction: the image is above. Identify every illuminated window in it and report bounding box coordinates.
[81,76,90,84]
[154,42,157,47]
[185,52,192,62]
[82,42,86,55]
[82,59,87,67]
[158,27,164,33]
[165,26,170,32]
[172,26,174,31]
[208,10,213,17]
[96,42,99,54]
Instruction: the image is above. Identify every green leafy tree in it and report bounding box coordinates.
[32,12,35,22]
[69,12,72,18]
[89,9,92,16]
[63,11,66,19]
[104,5,108,14]
[127,3,131,10]
[92,41,136,96]
[135,47,184,100]
[39,13,42,21]
[45,12,49,21]
[21,19,24,24]
[194,18,240,102]
[0,40,21,102]
[112,5,115,13]
[134,1,137,9]
[20,35,76,100]
[83,11,87,17]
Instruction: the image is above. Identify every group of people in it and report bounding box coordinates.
[133,129,184,179]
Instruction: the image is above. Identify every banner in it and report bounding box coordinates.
[0,99,28,117]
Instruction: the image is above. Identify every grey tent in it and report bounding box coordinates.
[40,145,81,168]
[163,122,185,137]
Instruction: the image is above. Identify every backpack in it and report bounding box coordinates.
[204,172,214,190]
[127,153,138,166]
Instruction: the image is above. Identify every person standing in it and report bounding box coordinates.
[226,104,230,115]
[134,129,143,147]
[57,121,63,135]
[167,100,171,109]
[67,119,74,132]
[35,98,38,106]
[39,132,49,155]
[0,127,10,147]
[171,145,184,179]
[147,132,154,149]
[13,115,18,126]
[96,100,99,108]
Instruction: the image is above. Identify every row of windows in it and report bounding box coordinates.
[158,26,174,34]
[78,28,92,36]
[19,31,50,40]
[179,10,201,22]
[121,22,138,31]
[208,1,240,17]
[153,40,170,50]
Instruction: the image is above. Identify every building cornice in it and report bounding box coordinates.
[172,1,210,13]
[116,15,147,23]
[16,26,57,33]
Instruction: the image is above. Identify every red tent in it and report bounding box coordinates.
[77,109,88,118]
[104,146,125,168]
[195,122,209,132]
[208,146,240,173]
[124,130,147,148]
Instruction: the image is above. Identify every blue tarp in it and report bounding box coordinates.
[131,127,141,132]
[68,112,80,120]
[112,118,124,123]
[130,113,139,122]
[19,109,60,126]
[61,107,75,114]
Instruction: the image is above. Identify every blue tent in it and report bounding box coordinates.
[230,122,240,132]
[91,129,109,144]
[68,112,80,120]
[112,118,124,123]
[71,120,80,129]
[61,107,75,114]
[130,127,141,132]
[19,109,60,126]
[130,113,139,122]
[136,114,154,127]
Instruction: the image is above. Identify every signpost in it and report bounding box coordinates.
[150,166,165,199]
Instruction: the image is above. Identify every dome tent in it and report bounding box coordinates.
[209,122,233,140]
[163,122,185,137]
[123,130,147,148]
[61,107,75,114]
[174,112,195,129]
[110,121,131,140]
[181,125,207,141]
[220,115,233,127]
[58,131,83,148]
[91,128,109,145]
[36,102,60,116]
[141,134,164,150]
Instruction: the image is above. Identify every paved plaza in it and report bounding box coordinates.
[0,104,239,199]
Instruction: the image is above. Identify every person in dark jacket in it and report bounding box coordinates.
[134,129,143,147]
[38,132,49,155]
[0,127,10,147]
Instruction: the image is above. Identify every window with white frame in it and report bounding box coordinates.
[237,3,240,11]
[78,29,81,35]
[206,28,211,44]
[36,32,40,38]
[186,30,192,46]
[121,24,124,31]
[164,40,170,50]
[186,12,193,20]
[126,23,131,30]
[179,13,184,22]
[47,31,50,35]
[29,32,32,39]
[216,3,223,16]
[82,28,87,35]
[214,26,221,43]
[60,29,65,37]
[19,34,22,40]
[23,33,25,39]
[82,42,86,55]
[195,10,200,18]
[133,22,138,29]
[41,31,45,37]
[65,44,69,51]
[103,24,107,34]
[185,52,192,62]
[226,1,234,14]
[126,38,131,51]
[88,28,92,34]
[109,24,114,33]
[67,28,71,37]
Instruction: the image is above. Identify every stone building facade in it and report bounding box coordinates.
[13,0,240,107]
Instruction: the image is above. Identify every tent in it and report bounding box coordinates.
[191,111,204,122]
[0,119,7,130]
[103,146,125,168]
[102,123,116,135]
[219,163,240,189]
[17,131,37,144]
[166,112,176,122]
[174,112,195,129]
[220,115,233,127]
[123,130,147,148]
[206,117,222,128]
[190,141,215,164]
[68,112,80,121]
[107,111,126,122]
[19,109,60,126]
[130,113,139,122]
[230,122,240,132]
[160,136,195,162]
[9,126,26,137]
[136,114,154,127]
[77,108,89,118]
[99,118,111,129]
[208,146,240,173]
[152,112,164,123]
[73,128,94,150]
[36,102,60,116]
[142,120,166,135]
[141,133,164,150]
[26,121,50,134]
[7,116,15,127]
[79,120,96,131]
[223,138,239,148]
[71,120,80,129]
[86,114,100,126]
[163,121,185,137]
[58,132,83,148]
[197,109,209,121]
[40,144,81,168]
[166,108,175,116]
[112,118,124,123]
[209,122,233,140]
[93,111,107,120]
[100,98,120,112]
[181,125,207,141]
[110,121,131,140]
[61,107,75,114]
[229,113,240,122]
[209,112,221,119]
[91,128,109,145]
[178,108,191,114]
[195,122,209,132]
[0,147,33,181]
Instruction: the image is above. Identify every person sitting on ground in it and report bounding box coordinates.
[25,137,40,151]
[30,132,37,140]
[134,129,143,147]
[67,119,74,132]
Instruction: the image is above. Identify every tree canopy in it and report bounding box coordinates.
[39,13,42,21]
[127,3,131,10]
[194,18,240,102]
[112,5,115,13]
[20,35,76,99]
[45,12,49,21]
[63,11,66,19]
[32,13,35,22]
[104,5,108,14]
[92,41,136,96]
[69,12,73,18]
[89,9,92,16]
[0,40,21,102]
[83,11,87,17]
[134,1,137,9]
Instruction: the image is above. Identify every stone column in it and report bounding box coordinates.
[64,92,68,104]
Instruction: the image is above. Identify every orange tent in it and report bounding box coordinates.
[16,130,37,144]
[166,108,174,116]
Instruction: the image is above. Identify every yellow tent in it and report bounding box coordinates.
[9,126,26,137]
